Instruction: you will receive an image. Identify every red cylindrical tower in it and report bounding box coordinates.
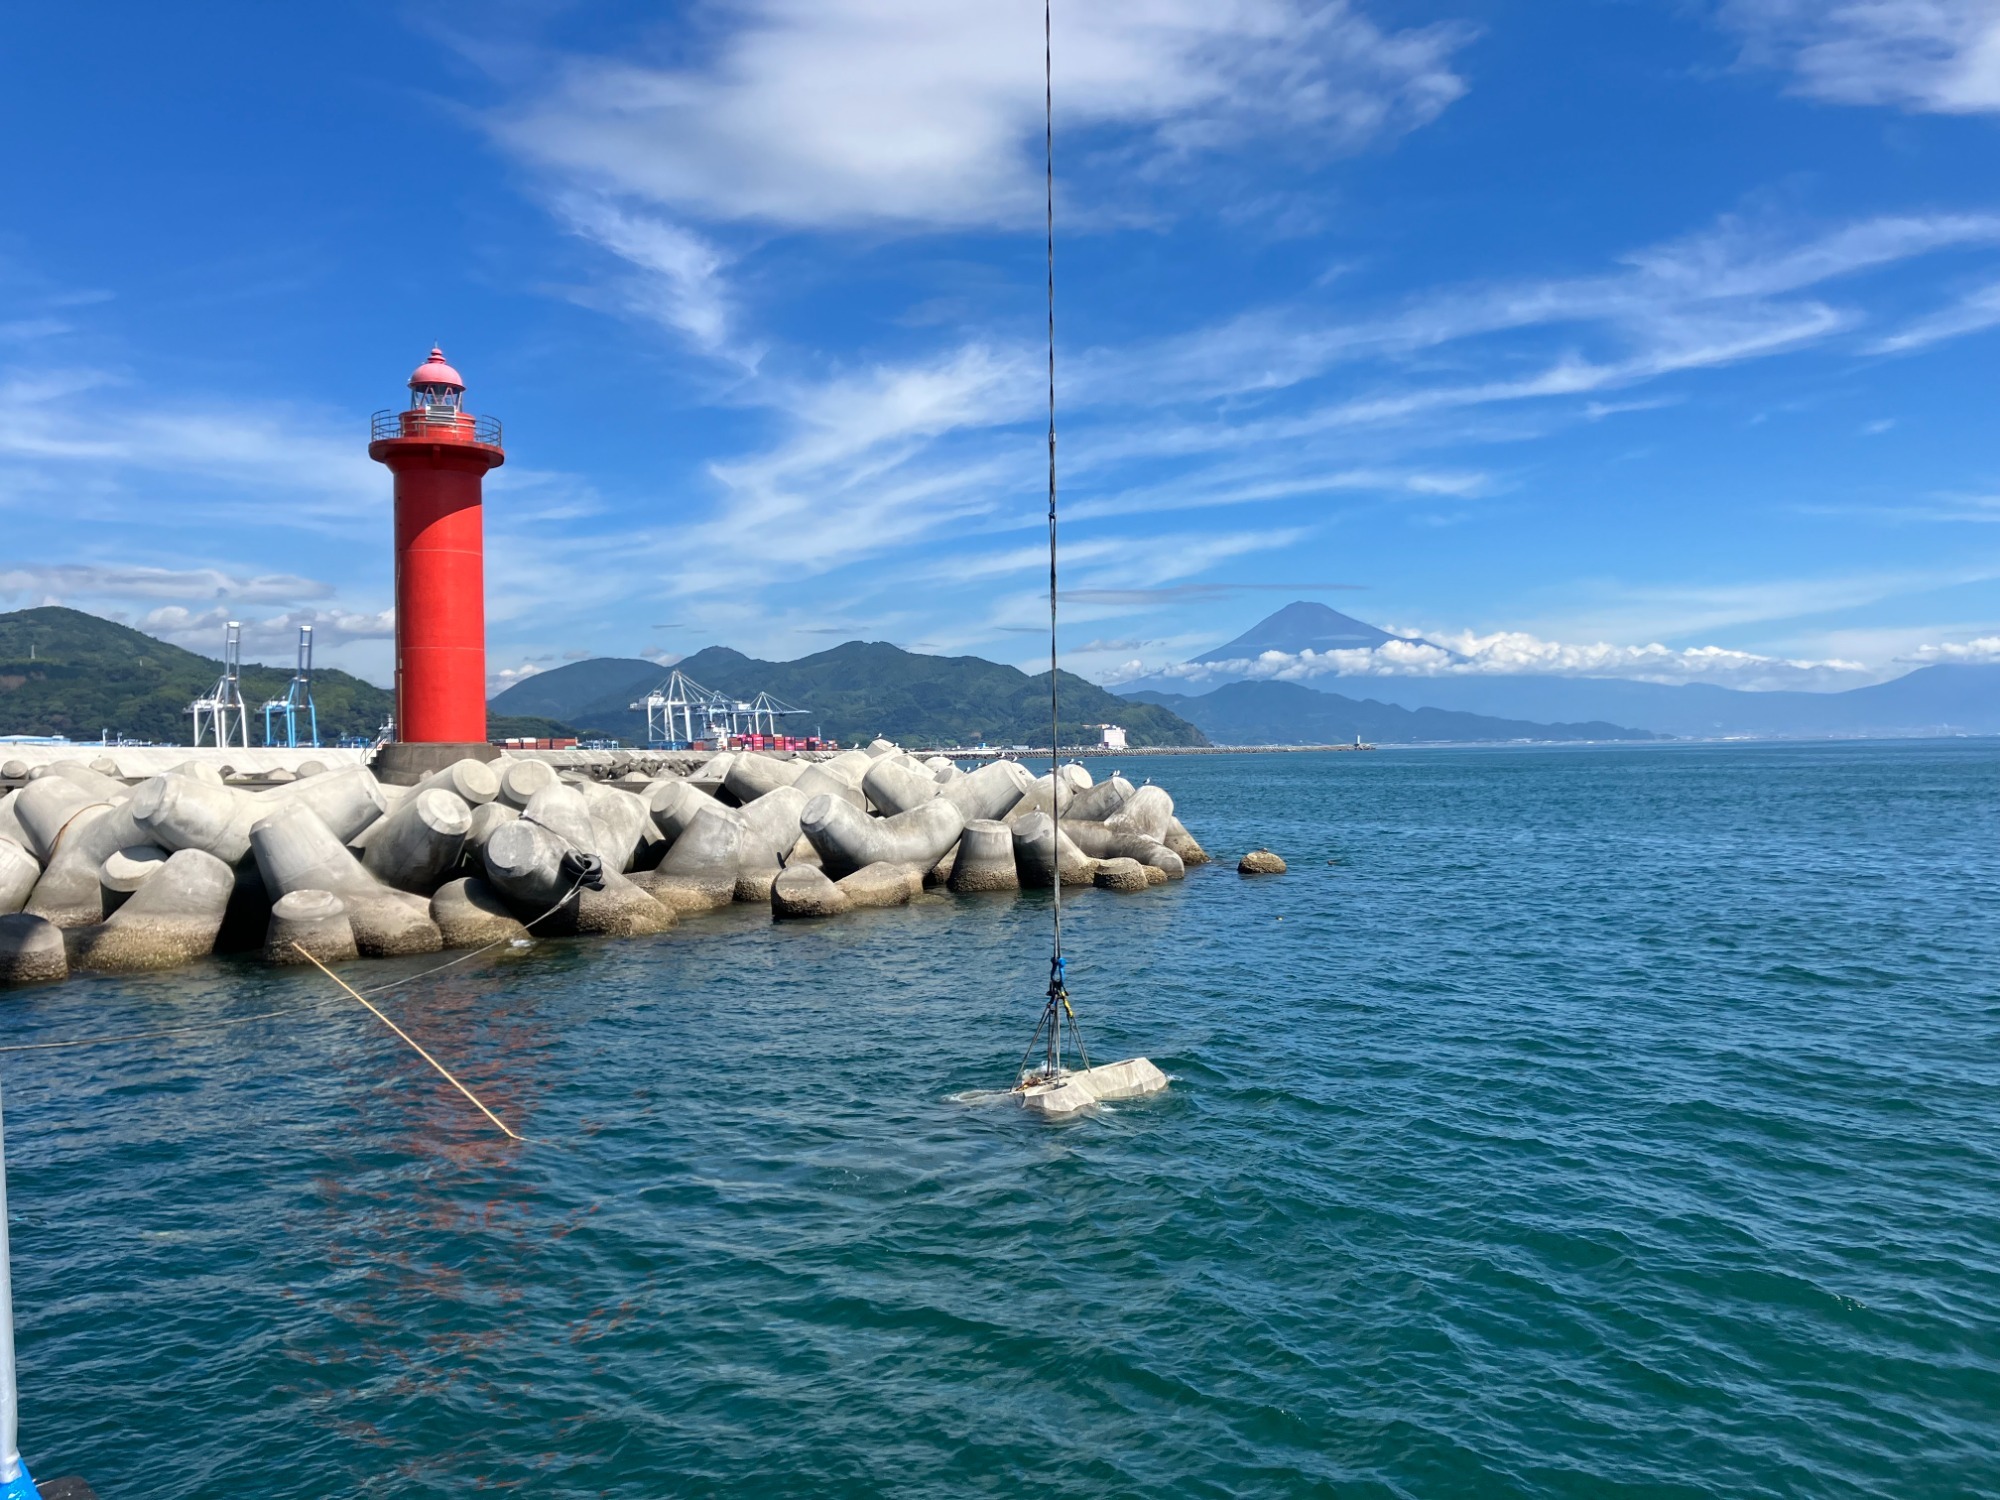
[367,347,504,747]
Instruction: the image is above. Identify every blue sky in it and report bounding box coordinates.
[2,1,1997,696]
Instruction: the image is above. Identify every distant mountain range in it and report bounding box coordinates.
[1117,602,2000,739]
[1127,681,1657,745]
[488,642,1209,748]
[0,606,393,744]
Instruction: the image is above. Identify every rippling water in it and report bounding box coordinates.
[3,742,1997,1497]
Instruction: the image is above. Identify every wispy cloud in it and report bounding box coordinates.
[1720,0,2000,114]
[494,1,1470,233]
[1869,277,2000,351]
[0,565,332,604]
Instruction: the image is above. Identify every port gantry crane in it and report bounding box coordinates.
[187,621,251,749]
[260,625,320,748]
[630,670,810,748]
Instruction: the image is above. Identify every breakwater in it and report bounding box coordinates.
[0,741,1210,990]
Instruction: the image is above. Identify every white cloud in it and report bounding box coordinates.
[1869,277,2000,351]
[496,0,1469,232]
[1722,0,2000,113]
[0,564,331,604]
[1905,633,2000,662]
[135,605,395,659]
[1115,630,1873,690]
[551,194,746,359]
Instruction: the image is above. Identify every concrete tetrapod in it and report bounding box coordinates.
[837,862,924,909]
[0,792,29,854]
[413,758,501,808]
[498,758,560,810]
[687,752,737,800]
[521,783,603,863]
[646,780,718,848]
[1106,785,1175,843]
[640,804,743,912]
[577,782,651,872]
[0,838,38,915]
[430,877,530,949]
[0,913,66,988]
[99,846,169,916]
[791,764,865,812]
[44,763,131,803]
[800,794,965,880]
[1165,817,1210,866]
[72,847,235,973]
[13,777,104,865]
[1093,857,1152,893]
[361,787,473,894]
[26,801,147,928]
[771,865,849,920]
[249,803,442,957]
[1061,820,1185,879]
[861,758,941,817]
[263,890,359,966]
[0,760,29,783]
[724,754,805,804]
[939,761,1036,824]
[481,820,672,936]
[948,820,1020,893]
[1010,811,1098,888]
[733,785,808,902]
[1068,776,1135,823]
[464,802,520,865]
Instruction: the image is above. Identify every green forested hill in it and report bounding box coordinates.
[490,640,1208,748]
[0,606,393,744]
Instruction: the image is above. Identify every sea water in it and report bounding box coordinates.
[1,741,1995,1497]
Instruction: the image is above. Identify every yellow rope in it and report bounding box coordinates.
[292,943,524,1141]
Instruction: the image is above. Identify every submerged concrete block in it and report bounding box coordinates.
[1165,817,1210,866]
[73,847,234,973]
[771,865,849,919]
[1011,811,1097,888]
[1062,820,1185,879]
[263,889,359,966]
[948,819,1019,893]
[1238,849,1287,875]
[0,912,67,988]
[800,794,964,880]
[361,787,473,894]
[0,837,38,915]
[1094,857,1152,893]
[430,877,530,949]
[567,872,677,938]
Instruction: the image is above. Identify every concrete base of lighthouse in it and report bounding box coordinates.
[370,742,502,787]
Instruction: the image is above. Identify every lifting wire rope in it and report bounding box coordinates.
[0,860,606,1141]
[1015,0,1092,1091]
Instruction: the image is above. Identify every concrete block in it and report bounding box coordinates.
[771,864,849,919]
[263,889,359,966]
[430,877,529,949]
[73,848,234,973]
[1011,811,1098,888]
[1093,857,1152,893]
[800,794,964,879]
[0,912,67,988]
[948,819,1019,892]
[0,837,38,914]
[361,786,473,894]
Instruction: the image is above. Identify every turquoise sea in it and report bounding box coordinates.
[2,741,1997,1497]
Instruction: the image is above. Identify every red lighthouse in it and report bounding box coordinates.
[367,347,505,782]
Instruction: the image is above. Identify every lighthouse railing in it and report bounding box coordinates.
[370,409,502,446]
